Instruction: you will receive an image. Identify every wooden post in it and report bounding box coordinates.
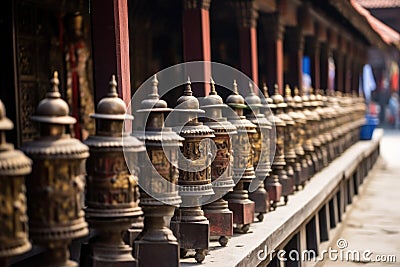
[344,41,352,94]
[182,0,211,96]
[333,50,344,92]
[235,0,259,90]
[320,42,329,91]
[284,26,304,93]
[305,36,321,90]
[327,28,339,92]
[261,13,284,95]
[91,0,131,107]
[352,44,363,95]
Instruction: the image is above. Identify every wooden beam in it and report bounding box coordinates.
[298,2,314,36]
[279,0,301,27]
[256,0,277,13]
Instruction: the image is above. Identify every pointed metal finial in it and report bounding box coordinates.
[274,84,279,95]
[108,75,118,97]
[210,77,217,95]
[47,71,61,98]
[233,80,238,94]
[262,83,269,98]
[302,88,307,96]
[150,74,160,98]
[285,84,291,97]
[249,81,255,95]
[294,87,299,96]
[184,76,193,96]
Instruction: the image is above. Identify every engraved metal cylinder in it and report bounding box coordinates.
[271,86,293,202]
[0,100,32,265]
[21,72,89,267]
[84,76,144,265]
[133,75,182,267]
[223,80,256,231]
[245,83,271,219]
[169,79,214,263]
[200,79,236,244]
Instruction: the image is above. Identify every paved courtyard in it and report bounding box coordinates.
[321,128,400,267]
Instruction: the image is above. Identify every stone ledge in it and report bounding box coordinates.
[181,129,383,267]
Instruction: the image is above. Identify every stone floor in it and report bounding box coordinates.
[320,128,400,267]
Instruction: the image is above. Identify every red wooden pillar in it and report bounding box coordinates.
[91,0,131,106]
[262,13,284,95]
[284,26,304,93]
[235,0,259,88]
[182,0,211,96]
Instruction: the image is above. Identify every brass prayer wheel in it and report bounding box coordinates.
[260,85,282,210]
[322,92,336,163]
[224,80,256,231]
[292,88,310,187]
[301,90,319,178]
[314,89,329,168]
[21,72,89,267]
[308,89,323,172]
[284,86,306,190]
[169,78,215,263]
[84,75,144,266]
[244,82,271,221]
[133,75,183,267]
[327,91,343,157]
[271,85,292,205]
[201,78,236,246]
[0,100,32,266]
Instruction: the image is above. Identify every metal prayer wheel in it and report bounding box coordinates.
[0,100,32,266]
[271,85,293,205]
[260,85,282,210]
[328,91,344,157]
[308,88,324,172]
[133,75,183,267]
[320,92,334,163]
[293,88,312,186]
[223,80,256,233]
[201,79,236,246]
[244,82,271,221]
[301,90,320,178]
[285,87,307,190]
[83,76,144,266]
[335,92,348,154]
[169,78,214,263]
[342,94,358,149]
[21,72,89,267]
[314,89,329,167]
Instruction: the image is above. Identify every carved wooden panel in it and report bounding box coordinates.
[14,0,67,144]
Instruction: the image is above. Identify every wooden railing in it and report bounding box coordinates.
[180,129,382,267]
